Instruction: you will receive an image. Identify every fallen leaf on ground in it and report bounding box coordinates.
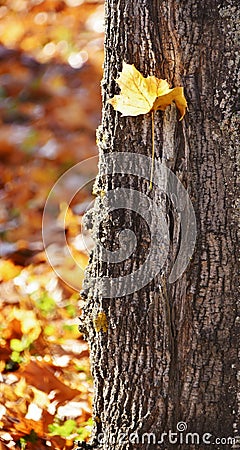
[0,261,22,282]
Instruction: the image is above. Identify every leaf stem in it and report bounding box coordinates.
[149,110,155,190]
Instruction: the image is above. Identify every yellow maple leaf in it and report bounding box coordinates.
[0,260,21,281]
[94,311,108,333]
[108,62,187,120]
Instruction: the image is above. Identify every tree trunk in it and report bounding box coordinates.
[79,1,239,449]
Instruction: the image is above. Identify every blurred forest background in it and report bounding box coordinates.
[0,0,104,448]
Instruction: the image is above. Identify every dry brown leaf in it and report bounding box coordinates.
[108,62,187,120]
[20,360,80,402]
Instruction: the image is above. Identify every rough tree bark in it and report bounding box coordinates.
[79,1,239,449]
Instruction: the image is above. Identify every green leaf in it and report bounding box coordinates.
[49,419,77,438]
[35,292,56,315]
[76,427,91,440]
[76,418,93,441]
[44,325,56,336]
[63,324,78,333]
[10,351,22,363]
[10,339,25,352]
[65,304,76,318]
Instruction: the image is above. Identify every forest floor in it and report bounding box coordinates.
[0,1,103,448]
